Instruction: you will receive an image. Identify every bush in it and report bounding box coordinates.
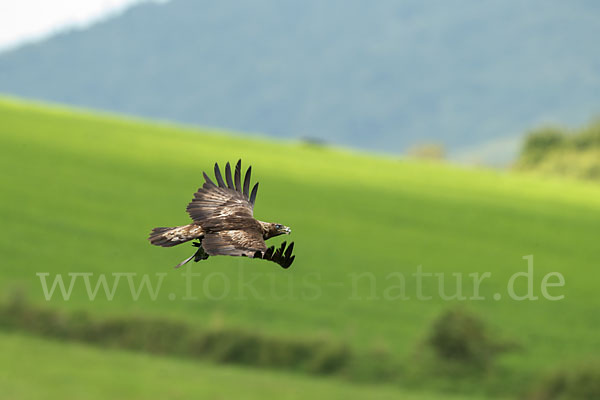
[424,308,515,369]
[573,121,600,150]
[525,361,600,400]
[520,127,566,164]
[305,340,351,374]
[0,296,355,377]
[344,342,400,382]
[407,143,446,160]
[515,119,600,181]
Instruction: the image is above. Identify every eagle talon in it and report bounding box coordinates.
[193,243,209,262]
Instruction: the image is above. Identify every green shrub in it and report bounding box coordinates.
[525,361,600,400]
[407,143,446,160]
[516,119,600,181]
[305,340,351,374]
[344,342,400,382]
[573,121,600,149]
[520,127,566,164]
[0,296,355,377]
[425,308,515,369]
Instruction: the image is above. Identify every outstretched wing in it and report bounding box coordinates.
[255,241,295,269]
[186,160,259,229]
[203,231,295,269]
[202,229,267,257]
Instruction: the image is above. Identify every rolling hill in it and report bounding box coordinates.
[0,0,599,158]
[1,96,599,397]
[1,332,485,400]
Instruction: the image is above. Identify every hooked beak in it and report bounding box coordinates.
[284,226,291,234]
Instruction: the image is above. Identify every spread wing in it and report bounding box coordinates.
[202,229,267,257]
[186,160,259,229]
[254,241,295,269]
[203,232,296,269]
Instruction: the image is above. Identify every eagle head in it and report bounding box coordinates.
[261,222,291,240]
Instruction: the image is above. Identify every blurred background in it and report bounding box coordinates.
[0,1,599,399]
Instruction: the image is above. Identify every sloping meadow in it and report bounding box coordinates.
[1,97,599,396]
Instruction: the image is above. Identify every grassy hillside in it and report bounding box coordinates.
[0,333,483,400]
[1,97,599,396]
[1,0,599,154]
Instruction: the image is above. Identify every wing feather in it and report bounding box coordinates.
[203,172,216,187]
[273,241,285,258]
[214,163,226,188]
[284,242,294,258]
[187,160,259,225]
[249,183,259,205]
[202,229,267,256]
[182,226,296,269]
[234,159,242,192]
[256,241,296,269]
[243,166,251,197]
[225,162,234,189]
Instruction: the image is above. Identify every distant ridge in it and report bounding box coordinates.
[0,0,599,158]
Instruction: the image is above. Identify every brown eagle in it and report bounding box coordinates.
[148,160,295,269]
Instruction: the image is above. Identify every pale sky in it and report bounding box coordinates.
[0,0,160,51]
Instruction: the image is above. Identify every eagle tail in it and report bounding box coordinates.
[148,224,202,247]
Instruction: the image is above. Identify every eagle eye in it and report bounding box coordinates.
[275,224,282,229]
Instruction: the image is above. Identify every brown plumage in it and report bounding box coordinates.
[148,160,295,269]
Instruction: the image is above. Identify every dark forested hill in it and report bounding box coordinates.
[0,0,599,156]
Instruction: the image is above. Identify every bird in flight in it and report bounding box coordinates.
[148,160,295,269]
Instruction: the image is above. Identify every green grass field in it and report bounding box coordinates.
[1,96,599,398]
[0,332,484,400]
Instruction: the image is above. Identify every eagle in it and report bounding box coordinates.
[148,160,295,269]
